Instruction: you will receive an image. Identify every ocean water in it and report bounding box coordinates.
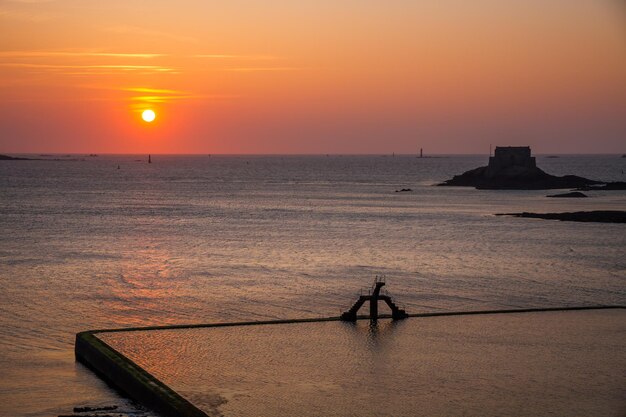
[0,154,625,416]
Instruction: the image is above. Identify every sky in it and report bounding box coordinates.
[1,0,625,154]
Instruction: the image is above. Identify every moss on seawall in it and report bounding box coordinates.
[75,306,624,417]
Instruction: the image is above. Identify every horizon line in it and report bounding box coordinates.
[2,152,624,157]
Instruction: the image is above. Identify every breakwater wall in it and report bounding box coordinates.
[75,305,623,417]
[407,305,622,318]
[75,331,208,417]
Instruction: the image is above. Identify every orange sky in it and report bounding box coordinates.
[1,0,625,154]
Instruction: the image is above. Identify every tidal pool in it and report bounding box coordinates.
[100,310,626,417]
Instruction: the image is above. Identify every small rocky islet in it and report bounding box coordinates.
[438,146,602,190]
[547,191,588,198]
[0,154,34,160]
[576,182,626,191]
[496,211,626,224]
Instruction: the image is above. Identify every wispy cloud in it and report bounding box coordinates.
[0,63,175,72]
[0,51,165,59]
[123,87,186,95]
[122,87,237,103]
[194,54,279,60]
[104,25,197,44]
[0,8,56,21]
[1,84,237,103]
[0,51,282,60]
[126,87,195,103]
[3,0,57,3]
[224,67,302,72]
[3,96,119,103]
[0,50,170,75]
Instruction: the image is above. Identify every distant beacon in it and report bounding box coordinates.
[486,146,536,177]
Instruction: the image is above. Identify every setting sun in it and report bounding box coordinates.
[141,109,156,123]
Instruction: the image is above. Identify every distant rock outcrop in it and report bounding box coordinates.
[496,211,626,223]
[547,192,588,198]
[438,146,601,190]
[576,182,626,191]
[0,154,33,160]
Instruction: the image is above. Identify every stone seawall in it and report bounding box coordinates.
[75,332,209,417]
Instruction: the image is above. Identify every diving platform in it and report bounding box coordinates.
[341,276,408,322]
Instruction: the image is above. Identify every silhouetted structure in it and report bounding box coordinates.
[439,145,601,189]
[486,146,535,177]
[341,276,408,322]
[148,154,152,164]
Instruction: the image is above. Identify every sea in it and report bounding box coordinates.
[0,154,625,416]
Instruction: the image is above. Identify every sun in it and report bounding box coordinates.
[141,109,156,123]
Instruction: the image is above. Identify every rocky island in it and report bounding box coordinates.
[438,146,601,190]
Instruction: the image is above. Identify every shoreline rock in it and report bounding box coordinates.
[576,182,626,191]
[496,211,626,223]
[0,154,35,160]
[547,191,588,198]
